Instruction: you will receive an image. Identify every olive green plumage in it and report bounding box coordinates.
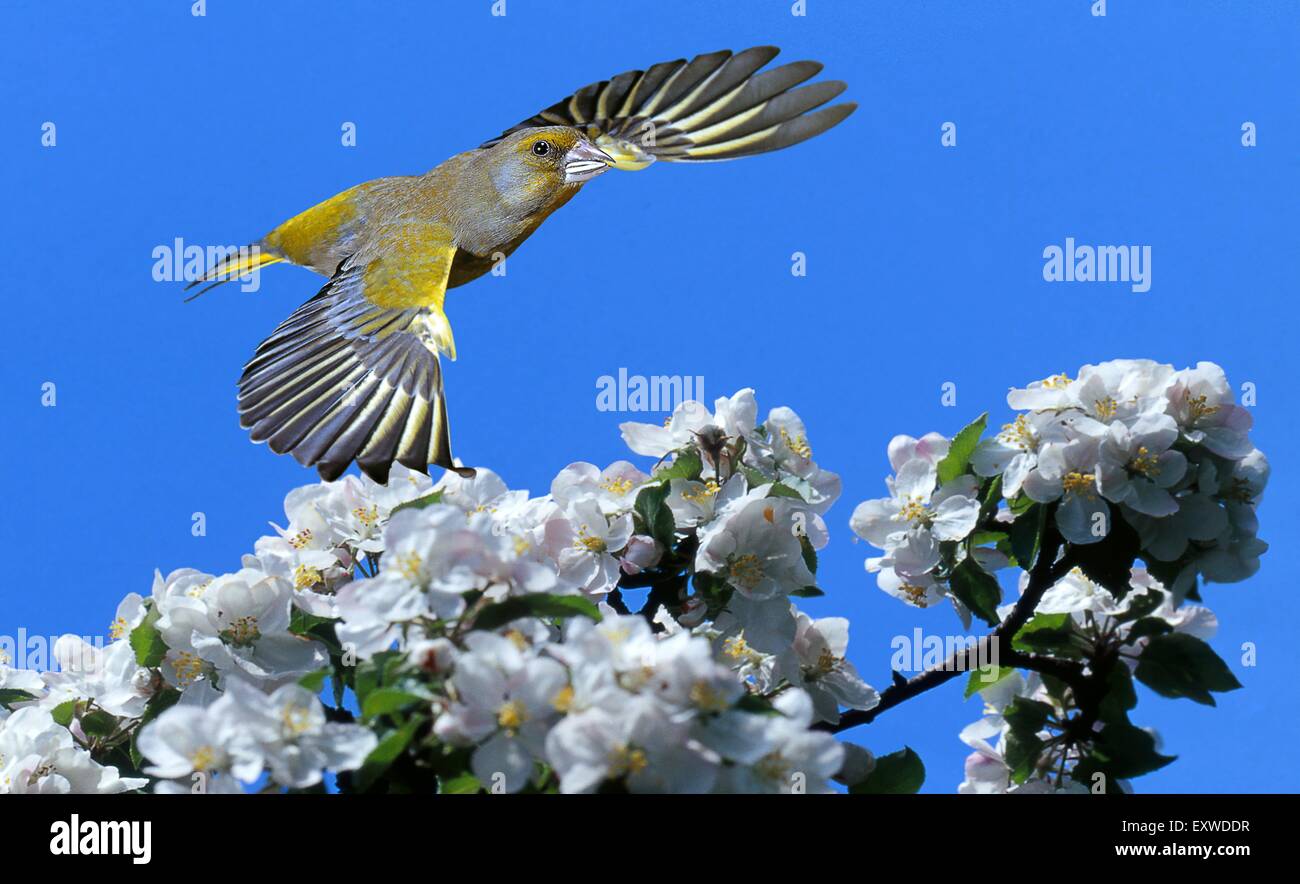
[189,46,855,484]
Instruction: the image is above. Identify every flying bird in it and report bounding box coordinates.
[189,46,855,484]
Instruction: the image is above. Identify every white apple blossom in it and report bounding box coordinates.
[0,707,146,794]
[777,613,879,724]
[434,632,570,792]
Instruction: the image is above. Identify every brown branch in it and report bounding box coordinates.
[823,525,1077,734]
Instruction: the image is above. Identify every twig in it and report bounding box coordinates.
[823,525,1075,734]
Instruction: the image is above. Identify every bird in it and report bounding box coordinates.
[188,46,855,485]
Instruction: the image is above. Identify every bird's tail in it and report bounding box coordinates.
[183,244,283,302]
[237,267,471,484]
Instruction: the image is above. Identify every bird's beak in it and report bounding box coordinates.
[564,140,614,183]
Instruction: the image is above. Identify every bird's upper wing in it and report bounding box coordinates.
[479,46,855,168]
[238,229,471,484]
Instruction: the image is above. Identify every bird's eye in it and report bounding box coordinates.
[531,140,551,157]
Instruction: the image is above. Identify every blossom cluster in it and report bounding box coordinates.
[0,366,1263,795]
[959,567,1222,793]
[0,389,878,794]
[851,360,1268,615]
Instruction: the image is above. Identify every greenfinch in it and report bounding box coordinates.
[189,46,854,484]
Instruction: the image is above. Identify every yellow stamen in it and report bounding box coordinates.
[781,428,812,459]
[497,699,528,733]
[600,476,635,496]
[728,554,764,590]
[1062,471,1097,498]
[1186,393,1220,421]
[998,414,1037,452]
[220,615,261,647]
[681,479,721,504]
[754,751,791,783]
[1128,446,1161,478]
[896,496,930,525]
[689,680,730,712]
[901,584,930,607]
[398,551,423,582]
[172,651,204,687]
[551,684,575,713]
[281,704,313,738]
[293,563,324,590]
[608,744,648,778]
[189,746,218,771]
[575,526,607,553]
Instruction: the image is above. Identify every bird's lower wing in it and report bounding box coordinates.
[479,46,855,168]
[237,239,472,484]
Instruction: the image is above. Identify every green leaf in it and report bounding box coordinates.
[734,693,781,716]
[80,709,118,739]
[473,593,602,632]
[390,490,445,517]
[850,747,925,794]
[633,481,676,547]
[790,585,825,598]
[936,413,987,485]
[1125,617,1173,642]
[965,664,1017,698]
[298,668,330,693]
[129,606,168,668]
[948,559,1002,627]
[362,688,426,720]
[978,475,1004,523]
[1073,721,1176,782]
[1002,697,1053,783]
[1011,613,1081,657]
[353,650,405,708]
[647,448,703,484]
[1003,696,1053,734]
[289,609,332,637]
[1005,732,1045,785]
[290,609,342,654]
[50,699,77,728]
[1097,664,1138,724]
[968,530,1008,547]
[440,773,483,794]
[0,689,36,708]
[354,717,424,792]
[1135,633,1242,706]
[766,482,805,501]
[798,534,818,576]
[1071,513,1141,600]
[1008,492,1037,516]
[1112,588,1164,623]
[130,687,182,768]
[1009,503,1046,571]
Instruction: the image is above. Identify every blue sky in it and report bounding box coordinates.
[3,0,1297,792]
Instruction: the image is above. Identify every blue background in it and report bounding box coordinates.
[3,0,1296,792]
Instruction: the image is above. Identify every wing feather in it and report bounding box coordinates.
[237,241,473,484]
[480,46,854,168]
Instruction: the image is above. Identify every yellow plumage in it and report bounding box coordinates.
[189,46,855,483]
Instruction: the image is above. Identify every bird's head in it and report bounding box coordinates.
[485,126,614,215]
